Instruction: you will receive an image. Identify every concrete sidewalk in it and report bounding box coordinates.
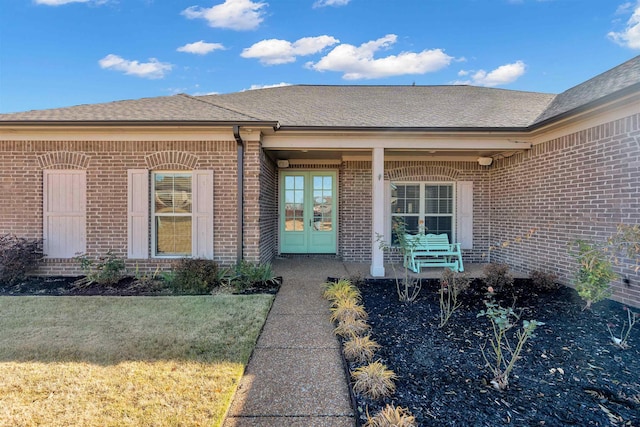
[223,258,357,427]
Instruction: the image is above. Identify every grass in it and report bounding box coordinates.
[0,295,273,427]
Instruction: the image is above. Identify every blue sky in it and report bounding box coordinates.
[1,0,639,113]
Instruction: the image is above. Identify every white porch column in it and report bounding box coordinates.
[370,147,385,277]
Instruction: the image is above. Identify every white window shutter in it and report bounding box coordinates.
[128,169,149,259]
[192,170,214,259]
[456,181,473,250]
[43,170,87,258]
[383,180,391,245]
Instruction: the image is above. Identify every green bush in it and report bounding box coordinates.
[170,258,225,294]
[75,251,126,287]
[0,234,44,285]
[573,240,616,310]
[231,260,277,292]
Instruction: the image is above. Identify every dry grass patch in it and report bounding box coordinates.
[0,295,273,427]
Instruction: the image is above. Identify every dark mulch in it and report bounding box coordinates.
[0,276,281,296]
[350,278,640,426]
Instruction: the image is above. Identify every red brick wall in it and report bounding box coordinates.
[0,140,241,275]
[258,145,278,264]
[339,160,492,263]
[490,114,640,307]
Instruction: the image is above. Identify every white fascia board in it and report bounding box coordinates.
[0,125,269,142]
[262,133,532,150]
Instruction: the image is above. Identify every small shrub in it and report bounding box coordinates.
[352,361,397,399]
[573,240,616,310]
[330,298,368,323]
[477,298,543,390]
[231,260,276,292]
[0,234,44,285]
[529,270,559,292]
[439,269,471,328]
[482,263,514,293]
[170,258,223,294]
[343,335,380,363]
[334,318,371,338]
[365,404,417,427]
[75,251,125,287]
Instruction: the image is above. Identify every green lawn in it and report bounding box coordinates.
[0,295,273,427]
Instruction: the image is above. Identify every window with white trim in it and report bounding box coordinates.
[127,169,214,259]
[153,172,193,256]
[391,182,454,242]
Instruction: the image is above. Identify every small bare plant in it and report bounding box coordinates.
[607,307,638,349]
[330,298,368,323]
[352,361,397,399]
[477,296,543,390]
[343,335,381,363]
[438,269,471,328]
[482,263,514,294]
[365,404,417,427]
[375,219,422,303]
[334,318,371,338]
[529,270,559,292]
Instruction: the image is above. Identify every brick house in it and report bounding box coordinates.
[1,56,639,306]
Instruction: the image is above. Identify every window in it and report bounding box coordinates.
[153,172,193,256]
[391,183,454,241]
[128,169,213,259]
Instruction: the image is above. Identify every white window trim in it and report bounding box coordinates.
[390,181,456,242]
[152,171,194,258]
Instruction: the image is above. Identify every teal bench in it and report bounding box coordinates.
[402,233,464,273]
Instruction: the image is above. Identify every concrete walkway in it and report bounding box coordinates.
[223,257,356,427]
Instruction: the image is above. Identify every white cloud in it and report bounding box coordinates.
[241,36,340,65]
[306,34,453,80]
[245,82,292,90]
[98,54,173,79]
[181,0,267,31]
[608,2,640,49]
[177,40,225,55]
[313,0,350,8]
[455,61,526,87]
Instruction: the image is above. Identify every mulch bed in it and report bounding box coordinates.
[351,278,640,426]
[0,276,281,296]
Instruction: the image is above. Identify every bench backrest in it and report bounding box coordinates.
[404,233,452,251]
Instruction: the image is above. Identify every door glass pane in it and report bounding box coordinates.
[313,175,332,231]
[284,175,304,231]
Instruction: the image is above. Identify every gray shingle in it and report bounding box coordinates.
[533,55,640,125]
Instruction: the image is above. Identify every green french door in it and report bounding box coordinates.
[280,171,337,253]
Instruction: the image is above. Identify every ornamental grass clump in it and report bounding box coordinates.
[352,361,397,399]
[477,296,543,390]
[323,278,361,303]
[365,404,417,427]
[330,297,368,323]
[334,318,371,338]
[343,335,381,363]
[438,269,471,328]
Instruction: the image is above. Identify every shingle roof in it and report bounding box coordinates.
[0,94,262,123]
[1,55,639,129]
[198,85,554,128]
[533,55,640,125]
